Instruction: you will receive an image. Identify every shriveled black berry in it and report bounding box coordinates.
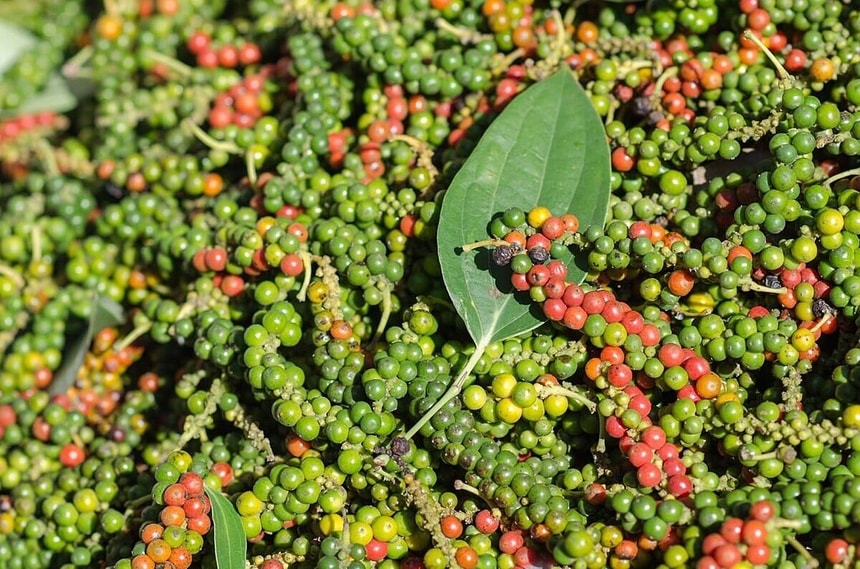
[528,246,549,264]
[762,275,782,289]
[812,298,834,318]
[390,436,410,458]
[492,245,516,266]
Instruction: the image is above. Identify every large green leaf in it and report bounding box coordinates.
[437,69,610,347]
[204,487,247,569]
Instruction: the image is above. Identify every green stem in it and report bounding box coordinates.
[537,384,597,413]
[434,18,491,44]
[453,480,501,515]
[741,30,790,80]
[141,48,193,78]
[653,66,678,97]
[295,251,313,302]
[404,341,488,441]
[462,238,508,253]
[369,284,392,348]
[0,263,25,289]
[784,534,819,568]
[822,166,860,190]
[595,410,607,454]
[113,320,152,352]
[244,147,258,186]
[811,312,834,333]
[62,46,93,78]
[184,119,242,155]
[175,377,223,449]
[743,279,788,295]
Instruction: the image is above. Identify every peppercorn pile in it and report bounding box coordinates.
[2,0,860,568]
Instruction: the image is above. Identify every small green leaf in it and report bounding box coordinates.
[204,487,247,569]
[437,69,610,346]
[51,294,125,395]
[0,20,36,76]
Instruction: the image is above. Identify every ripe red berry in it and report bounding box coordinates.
[641,426,667,449]
[748,500,775,522]
[162,483,187,507]
[562,284,584,306]
[475,510,500,534]
[720,518,744,544]
[607,363,633,387]
[701,533,727,555]
[499,530,524,554]
[667,474,693,497]
[741,520,768,546]
[180,472,205,496]
[280,253,305,277]
[825,538,849,564]
[542,298,567,321]
[626,442,653,467]
[581,291,606,314]
[540,216,565,240]
[365,538,388,562]
[746,543,771,565]
[636,463,662,487]
[59,443,86,467]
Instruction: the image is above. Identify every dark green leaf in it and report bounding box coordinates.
[0,20,36,76]
[205,487,247,569]
[437,69,610,346]
[50,294,125,395]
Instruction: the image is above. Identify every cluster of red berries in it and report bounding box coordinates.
[186,31,262,71]
[696,500,779,569]
[207,72,272,130]
[492,207,712,497]
[191,216,310,298]
[0,111,61,143]
[130,472,212,569]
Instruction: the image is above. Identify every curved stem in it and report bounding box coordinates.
[743,279,788,295]
[810,312,833,333]
[595,411,607,454]
[244,147,258,186]
[30,225,42,265]
[434,18,490,44]
[141,48,193,78]
[784,535,819,568]
[0,263,25,289]
[404,341,488,441]
[653,66,678,96]
[295,251,313,302]
[113,320,152,352]
[741,30,790,80]
[461,238,507,253]
[369,284,392,348]
[822,166,860,190]
[536,384,597,413]
[62,46,93,78]
[453,480,502,517]
[184,119,242,154]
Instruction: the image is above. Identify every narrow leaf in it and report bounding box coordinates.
[0,21,36,76]
[50,294,125,395]
[12,73,78,115]
[204,487,247,569]
[437,69,610,346]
